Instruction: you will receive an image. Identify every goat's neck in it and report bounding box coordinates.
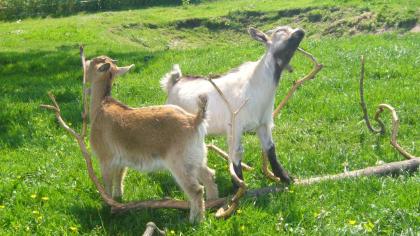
[90,78,112,121]
[250,52,282,92]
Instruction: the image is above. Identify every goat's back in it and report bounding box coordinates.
[91,98,201,158]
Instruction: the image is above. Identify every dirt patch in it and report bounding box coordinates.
[410,24,420,33]
[166,6,417,36]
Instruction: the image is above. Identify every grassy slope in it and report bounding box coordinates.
[0,0,419,234]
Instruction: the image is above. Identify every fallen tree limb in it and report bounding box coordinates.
[114,157,419,213]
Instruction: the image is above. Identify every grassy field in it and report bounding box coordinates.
[0,0,419,234]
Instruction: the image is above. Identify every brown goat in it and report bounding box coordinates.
[86,56,218,223]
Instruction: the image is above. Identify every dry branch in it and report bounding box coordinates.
[272,48,323,118]
[207,144,253,171]
[359,56,418,160]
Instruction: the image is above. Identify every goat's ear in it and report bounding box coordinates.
[115,64,135,76]
[98,63,111,72]
[248,27,270,44]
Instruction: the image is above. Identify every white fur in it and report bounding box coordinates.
[162,26,303,167]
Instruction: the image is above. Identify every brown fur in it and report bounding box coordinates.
[86,56,217,223]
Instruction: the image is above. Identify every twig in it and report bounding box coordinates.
[272,47,323,118]
[142,222,165,236]
[359,56,418,160]
[207,144,253,171]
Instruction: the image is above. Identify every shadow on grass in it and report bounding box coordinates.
[0,1,187,22]
[0,47,159,148]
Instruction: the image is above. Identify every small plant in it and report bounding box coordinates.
[182,0,191,7]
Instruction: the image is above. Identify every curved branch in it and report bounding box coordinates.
[359,55,385,134]
[375,104,418,160]
[272,47,323,118]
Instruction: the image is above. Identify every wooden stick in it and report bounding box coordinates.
[207,144,253,171]
[272,48,323,118]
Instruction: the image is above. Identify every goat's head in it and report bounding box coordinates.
[85,56,134,84]
[248,26,304,71]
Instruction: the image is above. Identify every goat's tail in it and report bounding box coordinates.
[194,94,208,127]
[160,64,182,93]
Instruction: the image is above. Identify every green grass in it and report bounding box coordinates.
[0,0,419,234]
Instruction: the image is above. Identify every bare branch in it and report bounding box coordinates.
[359,56,417,160]
[375,104,418,160]
[80,45,89,138]
[272,47,323,118]
[359,55,385,134]
[207,144,253,171]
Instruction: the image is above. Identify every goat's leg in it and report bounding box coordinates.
[215,129,246,218]
[257,125,292,184]
[231,148,244,193]
[198,166,219,200]
[113,167,127,201]
[168,161,204,223]
[99,159,113,197]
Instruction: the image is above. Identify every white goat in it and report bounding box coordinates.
[86,56,218,223]
[161,26,305,189]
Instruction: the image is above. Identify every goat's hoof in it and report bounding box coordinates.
[280,174,293,185]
